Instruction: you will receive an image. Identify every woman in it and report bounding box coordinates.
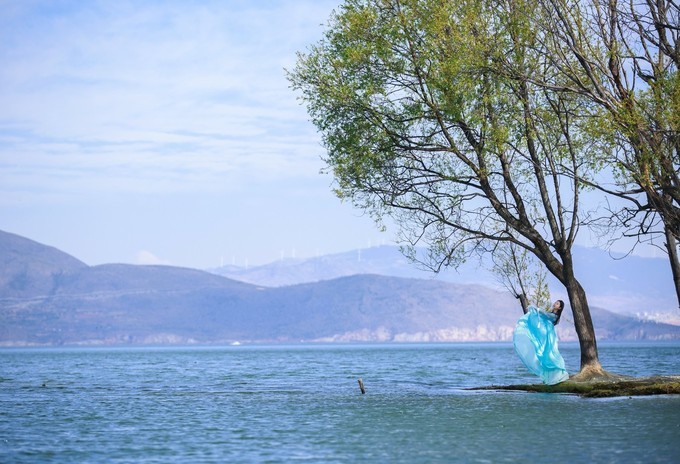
[513,300,569,385]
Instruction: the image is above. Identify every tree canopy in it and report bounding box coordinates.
[529,0,680,306]
[289,0,677,375]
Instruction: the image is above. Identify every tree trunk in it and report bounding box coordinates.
[562,273,602,373]
[541,247,605,377]
[663,225,680,310]
[517,293,529,314]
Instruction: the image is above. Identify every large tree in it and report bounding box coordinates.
[289,0,608,376]
[530,0,680,306]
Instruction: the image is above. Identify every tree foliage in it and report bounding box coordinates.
[530,0,680,305]
[491,241,552,313]
[289,0,607,372]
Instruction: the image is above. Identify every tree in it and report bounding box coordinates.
[490,240,552,314]
[530,0,680,307]
[289,0,607,376]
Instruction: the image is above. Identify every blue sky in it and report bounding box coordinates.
[0,0,394,268]
[0,0,670,273]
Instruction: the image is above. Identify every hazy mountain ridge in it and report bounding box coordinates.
[208,246,443,287]
[208,244,679,319]
[1,229,679,346]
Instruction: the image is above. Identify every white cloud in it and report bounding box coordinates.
[136,250,170,265]
[0,1,398,271]
[0,0,335,200]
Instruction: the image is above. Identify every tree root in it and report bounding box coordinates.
[569,365,633,383]
[470,375,680,397]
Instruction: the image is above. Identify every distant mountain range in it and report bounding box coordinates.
[208,244,679,319]
[1,229,679,346]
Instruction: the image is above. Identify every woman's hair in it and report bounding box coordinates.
[554,300,565,325]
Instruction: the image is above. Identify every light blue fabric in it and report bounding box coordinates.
[513,305,569,385]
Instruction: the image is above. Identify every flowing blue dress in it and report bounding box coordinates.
[513,305,569,385]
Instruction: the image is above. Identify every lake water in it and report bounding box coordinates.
[1,342,679,463]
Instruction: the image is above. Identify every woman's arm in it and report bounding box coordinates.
[538,307,558,323]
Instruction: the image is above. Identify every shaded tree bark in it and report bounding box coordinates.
[665,225,680,309]
[517,293,529,314]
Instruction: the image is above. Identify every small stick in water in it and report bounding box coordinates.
[358,378,366,394]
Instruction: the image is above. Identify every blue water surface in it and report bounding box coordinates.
[1,342,679,463]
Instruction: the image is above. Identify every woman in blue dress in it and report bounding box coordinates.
[513,300,569,385]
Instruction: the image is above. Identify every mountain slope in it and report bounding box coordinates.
[208,244,679,317]
[0,230,88,299]
[2,229,679,346]
[247,275,521,342]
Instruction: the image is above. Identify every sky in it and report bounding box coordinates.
[0,0,396,269]
[0,0,670,273]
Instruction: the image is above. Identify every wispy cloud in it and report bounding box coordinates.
[0,0,336,200]
[136,250,171,266]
